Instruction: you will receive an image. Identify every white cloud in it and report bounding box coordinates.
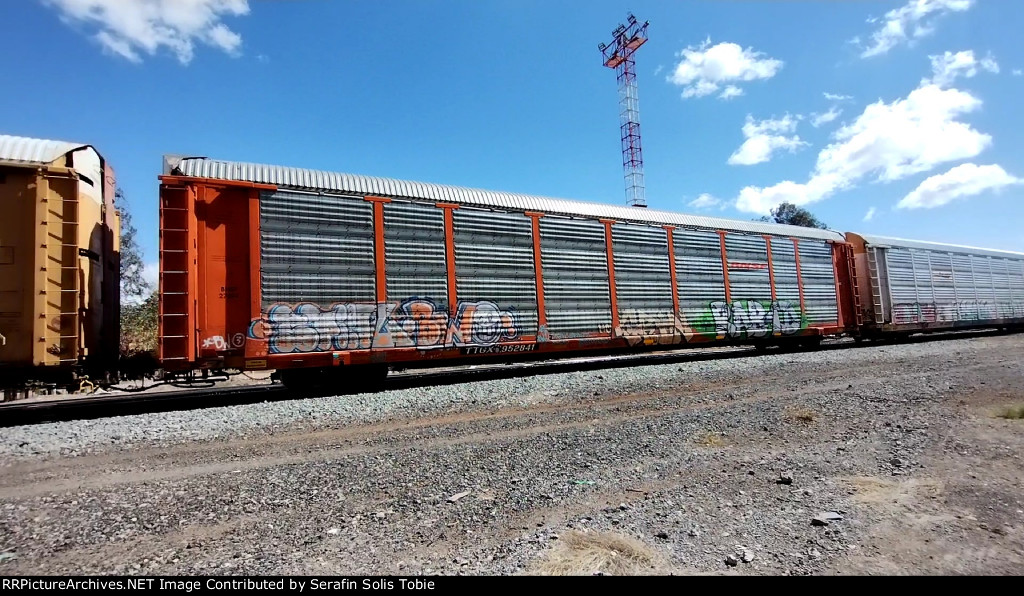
[44,0,250,64]
[728,114,807,166]
[819,85,989,182]
[143,261,159,290]
[668,38,783,99]
[719,85,744,100]
[863,207,877,222]
[897,163,1022,209]
[812,94,852,129]
[926,50,999,87]
[688,193,721,209]
[735,84,990,214]
[859,0,973,58]
[811,106,842,128]
[980,54,1000,74]
[1014,69,1023,77]
[736,176,840,215]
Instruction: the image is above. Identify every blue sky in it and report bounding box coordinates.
[3,0,1023,280]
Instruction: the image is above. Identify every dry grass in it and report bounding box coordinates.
[788,408,818,424]
[530,530,666,576]
[694,431,727,447]
[842,475,944,506]
[995,404,1024,420]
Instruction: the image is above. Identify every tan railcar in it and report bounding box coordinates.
[0,134,119,385]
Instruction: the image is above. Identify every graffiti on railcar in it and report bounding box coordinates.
[389,298,448,347]
[245,302,381,353]
[892,302,937,324]
[447,301,521,346]
[200,335,224,351]
[618,310,693,346]
[243,297,523,354]
[201,334,246,351]
[685,299,806,340]
[376,298,522,349]
[711,300,804,339]
[891,300,1022,324]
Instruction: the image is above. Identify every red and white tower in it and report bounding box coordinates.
[599,14,649,208]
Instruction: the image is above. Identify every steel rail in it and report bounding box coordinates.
[0,328,1010,427]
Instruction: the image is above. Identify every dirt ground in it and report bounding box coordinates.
[0,333,1021,575]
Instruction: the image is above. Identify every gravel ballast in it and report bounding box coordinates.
[0,337,1000,459]
[0,333,1022,575]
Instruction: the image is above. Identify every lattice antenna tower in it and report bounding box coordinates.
[599,14,649,208]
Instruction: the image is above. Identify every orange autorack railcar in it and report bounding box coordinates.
[157,154,869,390]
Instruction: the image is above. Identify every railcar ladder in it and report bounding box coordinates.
[39,178,81,365]
[865,248,884,325]
[846,245,864,327]
[158,187,194,366]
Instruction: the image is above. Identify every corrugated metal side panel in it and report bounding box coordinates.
[974,255,1000,319]
[770,238,802,320]
[798,240,839,325]
[674,229,726,338]
[929,252,956,321]
[912,251,935,320]
[0,135,83,166]
[611,223,673,334]
[259,190,376,351]
[993,258,1015,318]
[1011,259,1024,317]
[725,234,771,301]
[539,217,611,339]
[886,248,918,323]
[717,233,807,338]
[885,246,1024,325]
[384,201,449,342]
[452,208,538,341]
[951,253,982,320]
[172,157,847,241]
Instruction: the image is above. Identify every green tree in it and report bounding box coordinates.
[757,202,828,229]
[115,188,158,361]
[120,293,158,356]
[116,188,151,302]
[119,293,159,377]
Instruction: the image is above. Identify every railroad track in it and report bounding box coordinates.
[0,328,1006,427]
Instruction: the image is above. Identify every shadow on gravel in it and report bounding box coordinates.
[0,328,1012,427]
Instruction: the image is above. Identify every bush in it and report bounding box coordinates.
[996,405,1024,420]
[121,293,158,357]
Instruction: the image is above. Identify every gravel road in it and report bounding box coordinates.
[1,333,1022,575]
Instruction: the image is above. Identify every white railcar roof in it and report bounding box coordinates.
[165,155,847,242]
[855,233,1024,259]
[0,134,91,166]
